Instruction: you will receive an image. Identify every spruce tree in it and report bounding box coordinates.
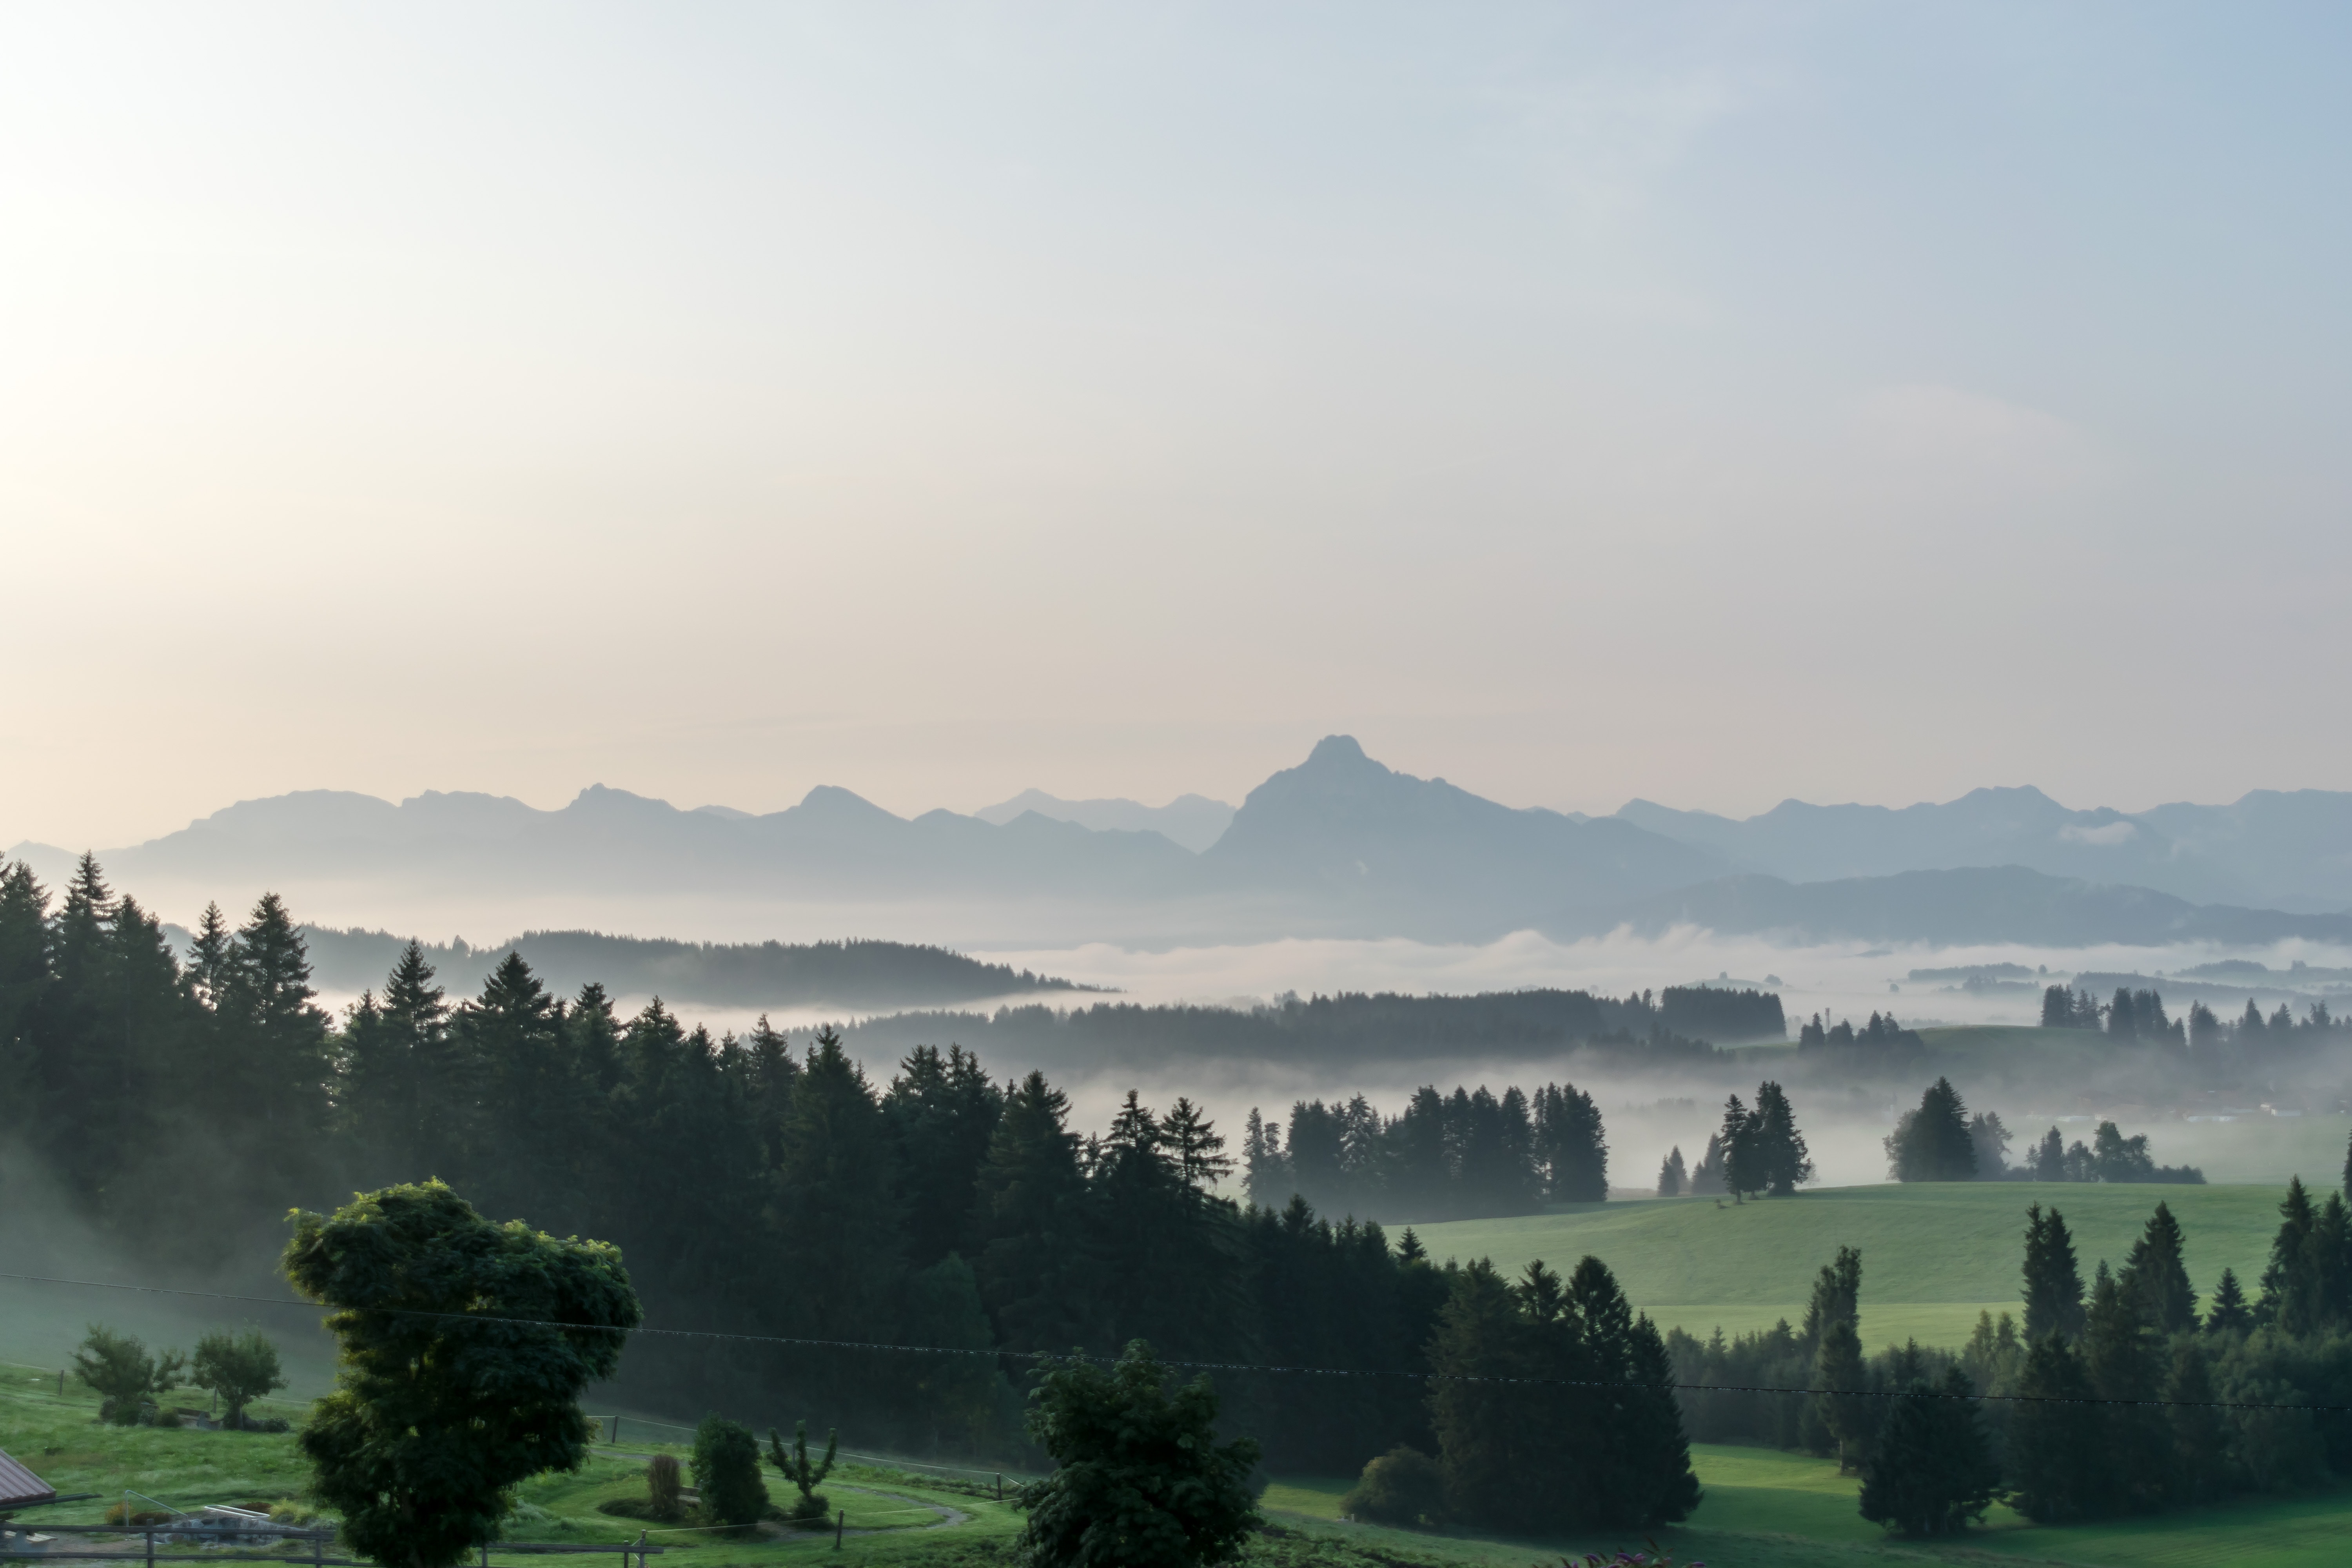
[972,1070,1094,1351]
[2120,1201,2198,1334]
[1857,1365,1997,1536]
[2165,1339,2229,1505]
[1887,1078,1975,1181]
[2079,1263,2166,1513]
[2022,1203,2086,1343]
[1656,1146,1684,1198]
[885,1044,1004,1268]
[2030,1125,2067,1181]
[2203,1267,2250,1334]
[2005,1332,2103,1521]
[1717,1093,1760,1200]
[2256,1176,2316,1328]
[1811,1316,1871,1470]
[1799,1245,1863,1357]
[1750,1081,1813,1195]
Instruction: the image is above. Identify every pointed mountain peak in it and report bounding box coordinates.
[1303,734,1376,769]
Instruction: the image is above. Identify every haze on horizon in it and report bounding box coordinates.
[5,2,2350,852]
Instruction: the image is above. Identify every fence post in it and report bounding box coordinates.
[995,1473,1002,1501]
[314,1526,325,1568]
[833,1510,844,1550]
[637,1528,647,1568]
[144,1527,153,1568]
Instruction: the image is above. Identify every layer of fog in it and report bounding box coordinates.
[307,926,2351,1201]
[0,1144,341,1395]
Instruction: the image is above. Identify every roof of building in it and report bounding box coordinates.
[0,1447,57,1510]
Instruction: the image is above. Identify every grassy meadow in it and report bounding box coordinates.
[16,1339,2352,1568]
[1410,1180,2300,1347]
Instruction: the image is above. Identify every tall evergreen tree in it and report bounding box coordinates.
[1749,1081,1813,1196]
[1534,1082,1608,1203]
[2165,1339,2229,1505]
[1800,1245,1863,1357]
[2079,1263,2167,1513]
[2120,1201,2198,1334]
[1857,1365,1998,1536]
[2256,1176,2317,1329]
[2203,1267,2251,1334]
[2005,1332,2103,1521]
[1656,1146,1684,1198]
[1717,1094,1762,1200]
[1887,1078,1975,1182]
[1811,1316,1871,1470]
[972,1071,1095,1352]
[885,1044,1003,1269]
[2022,1204,2086,1343]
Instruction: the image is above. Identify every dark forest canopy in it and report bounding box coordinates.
[0,854,1704,1519]
[840,984,1777,1073]
[290,926,1092,1009]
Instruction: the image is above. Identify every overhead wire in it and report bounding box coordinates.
[4,1267,2341,1414]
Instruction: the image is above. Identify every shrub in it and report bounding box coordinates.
[690,1416,769,1528]
[73,1325,184,1425]
[646,1456,683,1522]
[1339,1446,1444,1526]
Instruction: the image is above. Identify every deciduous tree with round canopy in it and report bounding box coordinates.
[281,1181,642,1568]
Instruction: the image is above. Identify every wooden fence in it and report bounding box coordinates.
[0,1524,663,1568]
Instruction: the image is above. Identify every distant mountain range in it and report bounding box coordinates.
[974,789,1235,853]
[9,737,2351,950]
[1617,786,2352,913]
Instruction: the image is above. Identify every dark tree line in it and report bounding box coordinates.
[2043,983,2352,1068]
[842,987,1740,1074]
[1240,1080,1608,1222]
[0,857,1699,1525]
[1674,1173,2352,1534]
[1797,1011,1924,1053]
[1884,1078,2203,1184]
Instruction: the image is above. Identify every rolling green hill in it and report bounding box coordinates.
[1410,1181,2303,1347]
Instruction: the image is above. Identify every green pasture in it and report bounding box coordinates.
[1411,1181,2302,1347]
[19,1359,2352,1568]
[1260,1448,2352,1568]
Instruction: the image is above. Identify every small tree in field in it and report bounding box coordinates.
[1341,1445,1443,1526]
[1018,1340,1260,1568]
[282,1181,642,1568]
[191,1330,286,1430]
[1857,1367,1998,1535]
[73,1325,184,1424]
[691,1416,768,1526]
[766,1421,837,1522]
[646,1457,683,1522]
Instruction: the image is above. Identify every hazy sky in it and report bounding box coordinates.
[6,2,2349,850]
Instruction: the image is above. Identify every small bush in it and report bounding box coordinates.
[1339,1445,1444,1527]
[646,1456,683,1521]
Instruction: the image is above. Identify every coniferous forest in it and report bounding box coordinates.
[0,857,1699,1531]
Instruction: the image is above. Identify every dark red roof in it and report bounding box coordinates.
[0,1447,57,1510]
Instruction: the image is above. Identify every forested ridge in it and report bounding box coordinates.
[294,926,1088,1008]
[0,856,1700,1530]
[841,982,1780,1072]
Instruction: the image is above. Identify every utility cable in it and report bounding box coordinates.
[2,1268,2338,1415]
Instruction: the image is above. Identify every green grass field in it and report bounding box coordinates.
[1411,1181,2300,1347]
[18,1362,2352,1568]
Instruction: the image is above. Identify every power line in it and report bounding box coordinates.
[3,1268,2338,1415]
